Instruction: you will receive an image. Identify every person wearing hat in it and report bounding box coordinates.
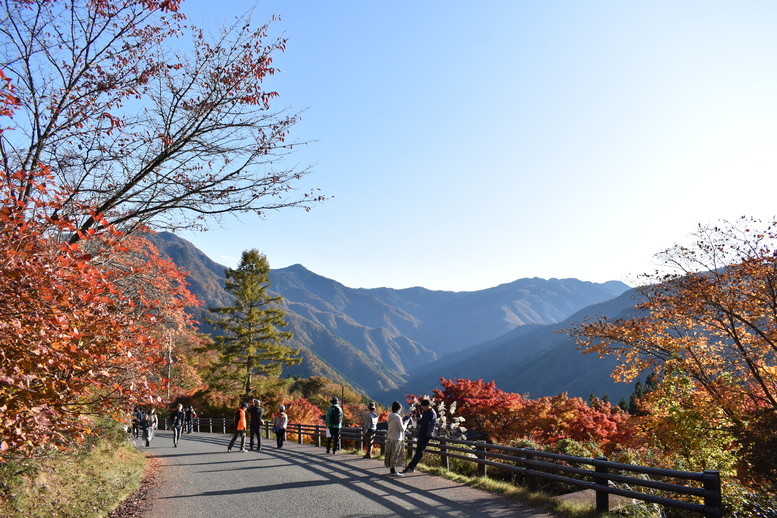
[362,402,379,458]
[325,397,343,454]
[227,401,248,453]
[273,405,288,449]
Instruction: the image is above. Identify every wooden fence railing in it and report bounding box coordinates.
[162,418,722,517]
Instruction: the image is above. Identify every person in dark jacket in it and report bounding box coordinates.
[325,397,343,454]
[247,399,265,451]
[184,405,196,433]
[132,406,143,438]
[403,399,437,473]
[170,403,186,447]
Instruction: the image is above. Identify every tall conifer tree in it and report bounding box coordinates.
[204,250,299,395]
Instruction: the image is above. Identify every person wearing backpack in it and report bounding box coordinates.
[325,397,343,454]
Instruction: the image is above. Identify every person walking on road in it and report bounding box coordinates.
[227,401,248,452]
[385,401,409,477]
[143,407,158,447]
[273,405,288,448]
[185,405,196,433]
[170,403,186,448]
[132,406,144,438]
[362,401,379,458]
[247,399,265,451]
[325,397,343,454]
[403,398,437,473]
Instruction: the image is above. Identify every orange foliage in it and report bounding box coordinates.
[283,397,325,443]
[572,218,777,419]
[433,378,634,454]
[0,161,200,457]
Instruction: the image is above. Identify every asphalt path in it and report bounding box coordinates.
[141,429,556,518]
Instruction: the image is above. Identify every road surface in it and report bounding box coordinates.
[141,429,556,518]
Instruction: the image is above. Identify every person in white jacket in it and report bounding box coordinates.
[384,401,409,477]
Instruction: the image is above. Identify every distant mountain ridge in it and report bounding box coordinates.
[393,289,644,403]
[145,231,635,400]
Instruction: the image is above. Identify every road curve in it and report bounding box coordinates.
[141,429,555,518]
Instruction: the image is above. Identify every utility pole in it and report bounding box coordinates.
[166,332,172,400]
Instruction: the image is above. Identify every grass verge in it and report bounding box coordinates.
[0,421,147,518]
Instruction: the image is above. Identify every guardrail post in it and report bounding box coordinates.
[407,436,415,461]
[195,418,200,433]
[314,425,321,447]
[703,471,722,518]
[475,441,487,477]
[297,423,303,444]
[525,448,538,492]
[222,418,227,434]
[439,437,449,470]
[594,456,609,514]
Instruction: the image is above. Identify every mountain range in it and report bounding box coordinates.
[146,231,641,402]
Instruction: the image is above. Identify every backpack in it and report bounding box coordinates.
[330,405,341,425]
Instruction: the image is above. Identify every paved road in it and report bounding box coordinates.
[142,430,555,518]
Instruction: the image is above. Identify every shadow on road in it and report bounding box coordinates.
[143,430,552,518]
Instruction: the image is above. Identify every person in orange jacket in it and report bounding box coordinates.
[227,401,248,453]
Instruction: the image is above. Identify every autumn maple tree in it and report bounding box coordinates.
[430,378,632,453]
[1,0,322,242]
[282,397,326,443]
[432,378,524,437]
[0,170,197,455]
[0,0,326,460]
[570,217,777,487]
[0,66,204,456]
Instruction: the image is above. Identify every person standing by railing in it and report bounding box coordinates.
[362,401,379,458]
[325,397,343,454]
[273,405,288,448]
[384,401,409,477]
[247,399,265,451]
[227,401,248,453]
[403,399,437,473]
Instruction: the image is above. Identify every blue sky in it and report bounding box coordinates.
[178,1,777,292]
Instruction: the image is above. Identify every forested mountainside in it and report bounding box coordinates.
[146,231,633,399]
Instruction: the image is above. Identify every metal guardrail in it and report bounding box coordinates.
[163,418,722,517]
